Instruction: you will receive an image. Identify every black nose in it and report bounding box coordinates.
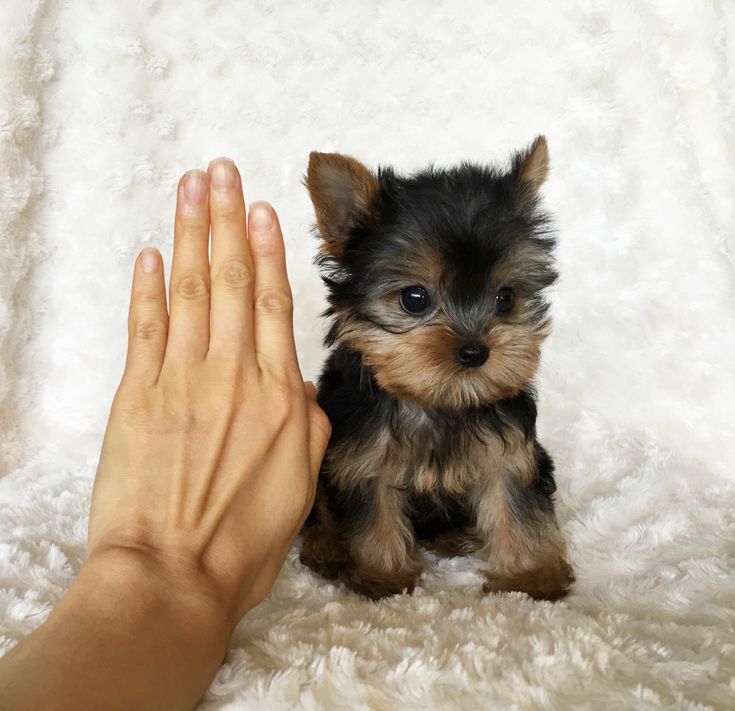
[454,343,489,368]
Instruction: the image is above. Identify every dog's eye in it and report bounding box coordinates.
[495,287,514,313]
[399,285,431,315]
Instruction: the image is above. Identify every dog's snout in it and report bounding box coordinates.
[454,343,489,368]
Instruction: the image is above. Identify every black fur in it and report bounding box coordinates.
[316,161,556,338]
[301,141,570,598]
[315,343,553,541]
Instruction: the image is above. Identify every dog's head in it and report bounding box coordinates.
[306,137,556,409]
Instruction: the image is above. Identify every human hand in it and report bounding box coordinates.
[88,158,331,630]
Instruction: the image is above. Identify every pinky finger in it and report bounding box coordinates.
[123,247,169,384]
[305,386,331,482]
[304,380,318,402]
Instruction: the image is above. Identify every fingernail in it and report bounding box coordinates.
[209,157,238,188]
[183,170,207,202]
[250,200,274,229]
[140,247,159,273]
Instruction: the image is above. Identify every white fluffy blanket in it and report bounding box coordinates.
[1,1,734,708]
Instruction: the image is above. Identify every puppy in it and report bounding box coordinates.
[299,137,574,600]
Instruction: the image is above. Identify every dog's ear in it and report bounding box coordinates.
[306,152,380,258]
[510,135,549,196]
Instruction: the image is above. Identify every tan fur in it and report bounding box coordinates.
[322,426,392,492]
[369,248,445,289]
[516,135,549,191]
[300,483,422,599]
[482,563,574,601]
[305,413,572,600]
[305,152,380,259]
[325,401,535,497]
[351,483,415,573]
[473,471,573,600]
[484,322,546,402]
[420,529,482,557]
[302,141,571,601]
[492,241,556,289]
[301,523,420,599]
[334,312,546,410]
[299,486,355,582]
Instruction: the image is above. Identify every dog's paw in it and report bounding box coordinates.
[345,560,423,600]
[482,560,574,601]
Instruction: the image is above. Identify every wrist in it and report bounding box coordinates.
[0,546,236,711]
[76,546,234,661]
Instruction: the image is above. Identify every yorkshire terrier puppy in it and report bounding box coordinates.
[299,136,574,601]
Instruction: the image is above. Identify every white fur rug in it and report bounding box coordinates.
[1,1,734,708]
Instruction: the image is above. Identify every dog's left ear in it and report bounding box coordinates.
[306,152,380,259]
[511,135,549,195]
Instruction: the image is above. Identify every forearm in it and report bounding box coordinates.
[0,550,232,711]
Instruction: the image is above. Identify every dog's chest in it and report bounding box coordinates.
[378,404,501,494]
[325,401,510,495]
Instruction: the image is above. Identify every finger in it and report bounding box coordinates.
[307,402,331,481]
[248,201,299,379]
[123,248,168,384]
[207,157,255,363]
[165,169,211,363]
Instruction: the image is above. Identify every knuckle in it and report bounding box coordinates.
[255,288,293,315]
[133,318,167,342]
[165,409,198,435]
[134,287,163,305]
[176,212,208,234]
[217,374,246,408]
[175,273,209,301]
[211,198,242,220]
[159,389,198,432]
[269,377,301,420]
[216,259,253,289]
[273,394,295,422]
[111,381,136,409]
[112,382,155,419]
[250,234,280,257]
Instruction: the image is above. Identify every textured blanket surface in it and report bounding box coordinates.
[1,1,734,708]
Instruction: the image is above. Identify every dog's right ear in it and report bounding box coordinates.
[305,152,380,259]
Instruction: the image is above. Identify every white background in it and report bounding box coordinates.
[1,1,733,707]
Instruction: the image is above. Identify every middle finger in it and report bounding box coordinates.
[206,157,255,365]
[166,169,212,363]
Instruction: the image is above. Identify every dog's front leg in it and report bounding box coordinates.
[301,478,422,599]
[474,441,574,601]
